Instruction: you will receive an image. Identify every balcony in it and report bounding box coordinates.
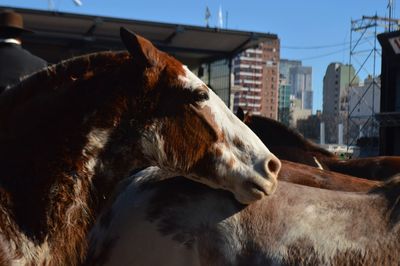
[238,56,263,62]
[236,72,262,77]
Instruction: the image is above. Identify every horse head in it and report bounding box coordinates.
[120,28,281,204]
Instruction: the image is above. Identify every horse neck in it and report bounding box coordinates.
[249,116,334,159]
[0,52,144,265]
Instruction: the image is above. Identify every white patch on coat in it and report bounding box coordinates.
[179,66,206,92]
[179,65,277,166]
[82,128,111,177]
[140,123,170,169]
[0,233,51,265]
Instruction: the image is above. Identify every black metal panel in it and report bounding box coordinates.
[377,31,400,155]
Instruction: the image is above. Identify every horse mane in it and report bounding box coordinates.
[0,51,130,121]
[247,114,334,158]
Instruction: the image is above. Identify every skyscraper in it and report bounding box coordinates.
[322,63,359,143]
[278,76,292,126]
[279,59,301,82]
[290,66,313,110]
[278,59,312,126]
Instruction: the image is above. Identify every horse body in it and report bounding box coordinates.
[88,168,400,266]
[320,156,400,181]
[0,29,280,265]
[279,160,379,192]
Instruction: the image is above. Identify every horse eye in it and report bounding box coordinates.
[193,91,209,102]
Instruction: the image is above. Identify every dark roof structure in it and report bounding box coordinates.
[1,6,278,66]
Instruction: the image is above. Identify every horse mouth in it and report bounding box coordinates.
[243,179,275,198]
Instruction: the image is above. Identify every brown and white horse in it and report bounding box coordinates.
[88,167,400,266]
[240,110,400,180]
[0,28,280,265]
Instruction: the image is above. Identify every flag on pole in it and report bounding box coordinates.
[205,7,211,27]
[73,0,83,6]
[218,5,223,29]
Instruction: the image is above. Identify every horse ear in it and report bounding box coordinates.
[244,109,253,122]
[236,107,245,121]
[120,27,159,66]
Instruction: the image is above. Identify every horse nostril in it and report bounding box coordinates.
[266,157,281,177]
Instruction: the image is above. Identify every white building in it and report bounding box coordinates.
[348,76,380,138]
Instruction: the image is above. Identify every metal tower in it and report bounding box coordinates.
[347,14,400,155]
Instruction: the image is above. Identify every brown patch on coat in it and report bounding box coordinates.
[232,137,245,151]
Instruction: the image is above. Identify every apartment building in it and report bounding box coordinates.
[232,38,280,118]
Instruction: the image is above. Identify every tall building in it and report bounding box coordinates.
[278,75,292,126]
[322,63,360,143]
[323,63,359,116]
[348,76,381,138]
[279,59,301,81]
[278,59,312,126]
[349,76,381,118]
[232,38,280,118]
[290,66,313,110]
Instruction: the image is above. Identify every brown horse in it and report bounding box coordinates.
[88,167,400,266]
[240,110,400,180]
[0,29,280,265]
[279,160,380,192]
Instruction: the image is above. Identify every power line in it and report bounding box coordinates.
[299,47,349,61]
[282,42,350,50]
[285,37,376,61]
[281,36,375,50]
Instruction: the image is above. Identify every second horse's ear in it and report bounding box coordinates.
[120,27,159,67]
[236,107,245,121]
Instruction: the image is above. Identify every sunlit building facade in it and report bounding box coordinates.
[232,38,280,119]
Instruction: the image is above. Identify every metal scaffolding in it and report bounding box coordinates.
[347,14,400,154]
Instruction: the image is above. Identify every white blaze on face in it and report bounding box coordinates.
[179,66,275,162]
[179,66,281,204]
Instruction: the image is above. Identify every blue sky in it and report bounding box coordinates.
[1,0,396,112]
